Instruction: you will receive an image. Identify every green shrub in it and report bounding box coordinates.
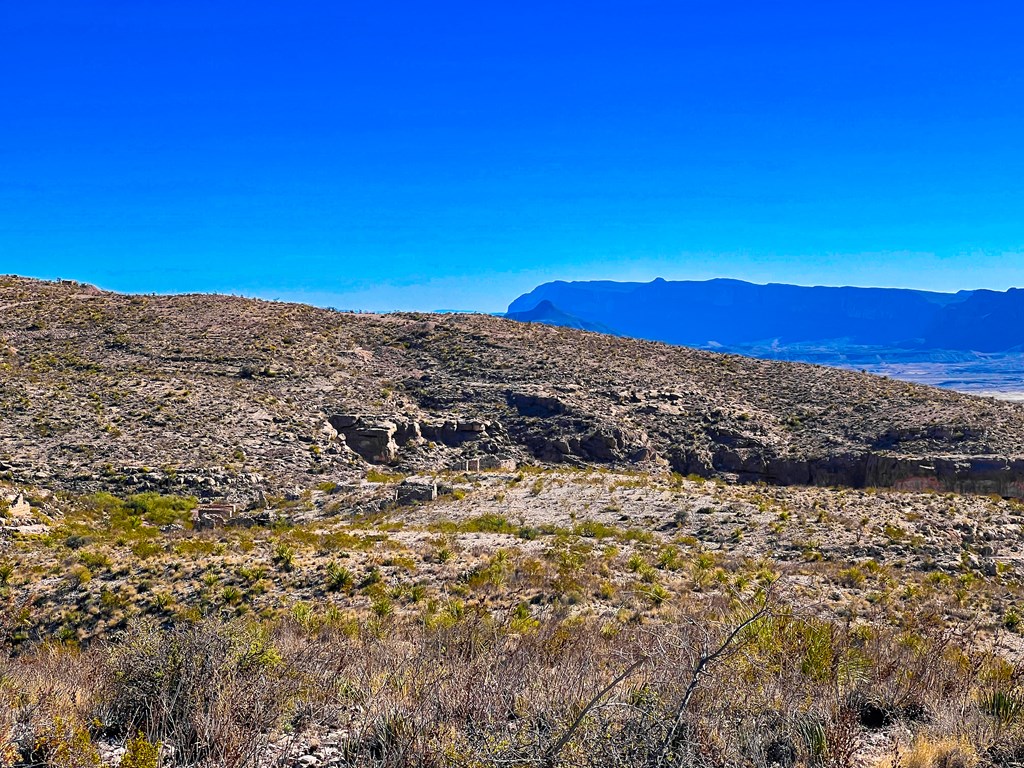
[68,564,92,587]
[371,596,394,618]
[131,540,164,560]
[119,733,160,768]
[35,715,100,768]
[463,513,514,533]
[1003,607,1022,632]
[325,562,353,592]
[78,550,111,570]
[126,493,197,526]
[272,544,295,572]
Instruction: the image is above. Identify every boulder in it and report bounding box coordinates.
[346,423,399,464]
[509,391,567,417]
[327,415,401,464]
[396,479,438,504]
[395,420,422,445]
[328,414,360,431]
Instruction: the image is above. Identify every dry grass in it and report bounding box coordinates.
[875,735,980,768]
[2,585,1024,767]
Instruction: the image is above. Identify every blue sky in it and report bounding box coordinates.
[2,1,1023,311]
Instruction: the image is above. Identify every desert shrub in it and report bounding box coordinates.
[77,549,112,570]
[32,715,101,768]
[119,732,161,768]
[82,491,125,516]
[68,564,93,587]
[838,565,866,588]
[79,491,197,530]
[125,493,197,526]
[1003,607,1022,632]
[131,539,164,559]
[105,619,291,768]
[272,543,295,572]
[0,575,1014,767]
[463,513,514,533]
[325,561,353,592]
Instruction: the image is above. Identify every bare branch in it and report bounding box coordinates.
[543,655,648,767]
[656,580,779,766]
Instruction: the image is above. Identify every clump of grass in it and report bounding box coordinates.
[432,513,516,535]
[367,469,405,484]
[838,566,866,589]
[876,735,979,768]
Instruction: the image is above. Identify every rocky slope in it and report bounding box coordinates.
[2,276,1024,503]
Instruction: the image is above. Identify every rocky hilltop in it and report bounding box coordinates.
[2,276,1024,502]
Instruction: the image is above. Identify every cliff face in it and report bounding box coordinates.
[678,448,1024,498]
[1,276,1023,501]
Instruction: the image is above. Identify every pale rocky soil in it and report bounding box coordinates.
[7,468,1024,655]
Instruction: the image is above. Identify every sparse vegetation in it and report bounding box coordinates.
[3,278,1024,765]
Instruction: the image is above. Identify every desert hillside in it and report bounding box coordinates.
[1,276,1022,504]
[5,276,1024,768]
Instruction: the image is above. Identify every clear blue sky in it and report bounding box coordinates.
[2,1,1023,311]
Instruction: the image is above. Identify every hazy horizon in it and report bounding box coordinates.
[12,271,1022,315]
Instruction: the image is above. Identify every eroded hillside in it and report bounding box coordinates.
[1,276,1022,504]
[6,280,1024,507]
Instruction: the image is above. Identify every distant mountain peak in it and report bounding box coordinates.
[504,299,616,335]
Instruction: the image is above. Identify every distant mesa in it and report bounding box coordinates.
[507,278,1024,395]
[923,287,1024,353]
[506,278,1006,348]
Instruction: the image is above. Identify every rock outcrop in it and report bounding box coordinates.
[328,413,512,466]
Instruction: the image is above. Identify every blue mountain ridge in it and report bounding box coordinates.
[507,278,1024,351]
